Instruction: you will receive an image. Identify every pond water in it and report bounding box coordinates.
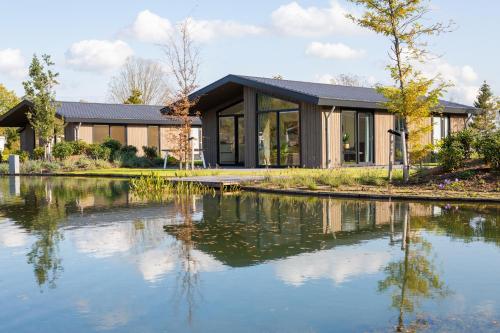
[0,177,499,333]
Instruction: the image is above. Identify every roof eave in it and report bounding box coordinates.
[64,117,202,126]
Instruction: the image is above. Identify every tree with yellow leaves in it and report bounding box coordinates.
[347,0,452,182]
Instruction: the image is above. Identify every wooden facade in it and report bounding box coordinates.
[199,83,470,168]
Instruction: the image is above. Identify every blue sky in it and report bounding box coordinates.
[0,0,498,105]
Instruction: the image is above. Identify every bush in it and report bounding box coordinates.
[454,128,475,159]
[142,146,158,160]
[475,130,500,170]
[21,160,61,173]
[118,155,153,168]
[14,150,29,163]
[70,140,88,155]
[86,144,111,160]
[437,134,465,171]
[32,147,45,160]
[52,141,74,160]
[102,138,122,156]
[120,145,138,156]
[0,163,8,174]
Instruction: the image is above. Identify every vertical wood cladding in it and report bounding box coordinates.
[300,102,323,168]
[243,87,257,168]
[375,111,394,166]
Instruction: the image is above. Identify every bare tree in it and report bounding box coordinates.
[162,20,200,169]
[108,57,171,105]
[329,73,374,87]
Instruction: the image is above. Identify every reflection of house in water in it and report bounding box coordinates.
[164,195,434,267]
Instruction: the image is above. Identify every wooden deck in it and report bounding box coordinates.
[169,175,265,189]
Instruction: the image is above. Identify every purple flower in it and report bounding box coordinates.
[455,178,459,182]
[438,183,445,189]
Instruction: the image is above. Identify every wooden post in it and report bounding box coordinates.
[401,130,409,182]
[388,133,394,182]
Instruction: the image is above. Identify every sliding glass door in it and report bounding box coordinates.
[341,110,374,164]
[257,94,300,167]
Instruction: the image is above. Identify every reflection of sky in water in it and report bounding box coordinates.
[0,177,499,333]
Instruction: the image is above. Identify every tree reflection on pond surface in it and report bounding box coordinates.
[0,177,499,332]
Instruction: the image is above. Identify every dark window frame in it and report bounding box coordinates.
[340,109,375,165]
[256,94,301,168]
[216,101,245,166]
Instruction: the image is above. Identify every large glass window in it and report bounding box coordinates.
[218,102,245,165]
[257,94,300,167]
[394,116,405,163]
[341,111,374,164]
[432,116,450,144]
[110,125,126,145]
[93,125,109,143]
[258,112,278,166]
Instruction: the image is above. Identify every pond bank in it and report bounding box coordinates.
[3,172,499,203]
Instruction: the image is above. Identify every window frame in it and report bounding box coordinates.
[340,109,375,165]
[256,94,301,168]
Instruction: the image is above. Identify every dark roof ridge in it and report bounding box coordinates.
[58,100,167,108]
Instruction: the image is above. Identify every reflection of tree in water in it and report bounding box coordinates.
[379,204,449,332]
[1,177,130,289]
[171,195,201,326]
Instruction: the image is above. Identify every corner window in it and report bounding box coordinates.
[257,94,300,167]
[341,110,374,164]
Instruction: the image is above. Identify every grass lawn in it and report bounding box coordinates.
[67,167,280,177]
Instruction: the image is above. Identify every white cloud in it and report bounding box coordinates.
[275,248,391,286]
[0,224,28,248]
[271,0,362,37]
[186,17,265,43]
[418,57,480,104]
[129,10,173,44]
[128,10,264,44]
[306,42,365,60]
[0,48,26,79]
[65,39,133,72]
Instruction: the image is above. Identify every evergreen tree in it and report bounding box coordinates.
[471,81,497,132]
[22,54,63,159]
[123,89,144,104]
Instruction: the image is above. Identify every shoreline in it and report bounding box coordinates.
[3,173,499,203]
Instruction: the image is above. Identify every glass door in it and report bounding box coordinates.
[219,116,236,164]
[341,110,374,164]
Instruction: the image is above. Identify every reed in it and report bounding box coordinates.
[130,173,215,200]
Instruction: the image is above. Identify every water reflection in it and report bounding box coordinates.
[0,177,499,332]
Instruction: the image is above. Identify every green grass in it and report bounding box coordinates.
[67,168,276,177]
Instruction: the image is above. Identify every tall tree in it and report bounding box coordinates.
[471,81,497,132]
[123,89,144,105]
[162,20,200,169]
[22,54,63,158]
[347,0,451,182]
[0,84,21,150]
[108,57,170,105]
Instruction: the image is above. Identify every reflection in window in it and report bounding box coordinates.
[219,117,236,164]
[258,112,278,166]
[279,111,300,166]
[394,116,405,163]
[257,94,300,167]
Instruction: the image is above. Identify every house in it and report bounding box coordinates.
[192,75,477,168]
[0,100,202,156]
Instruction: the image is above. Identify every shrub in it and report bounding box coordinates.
[118,155,153,168]
[86,144,111,160]
[52,141,74,160]
[475,130,500,170]
[437,134,465,171]
[14,150,29,163]
[102,138,122,156]
[70,140,88,155]
[120,145,138,156]
[142,146,159,160]
[32,147,45,160]
[21,160,61,173]
[0,163,8,174]
[454,128,475,159]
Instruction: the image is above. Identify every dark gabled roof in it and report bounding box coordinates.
[191,74,477,114]
[56,101,201,125]
[0,100,201,127]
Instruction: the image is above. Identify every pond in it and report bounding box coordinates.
[0,176,499,333]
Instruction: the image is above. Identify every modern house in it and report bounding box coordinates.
[0,100,202,156]
[192,75,476,168]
